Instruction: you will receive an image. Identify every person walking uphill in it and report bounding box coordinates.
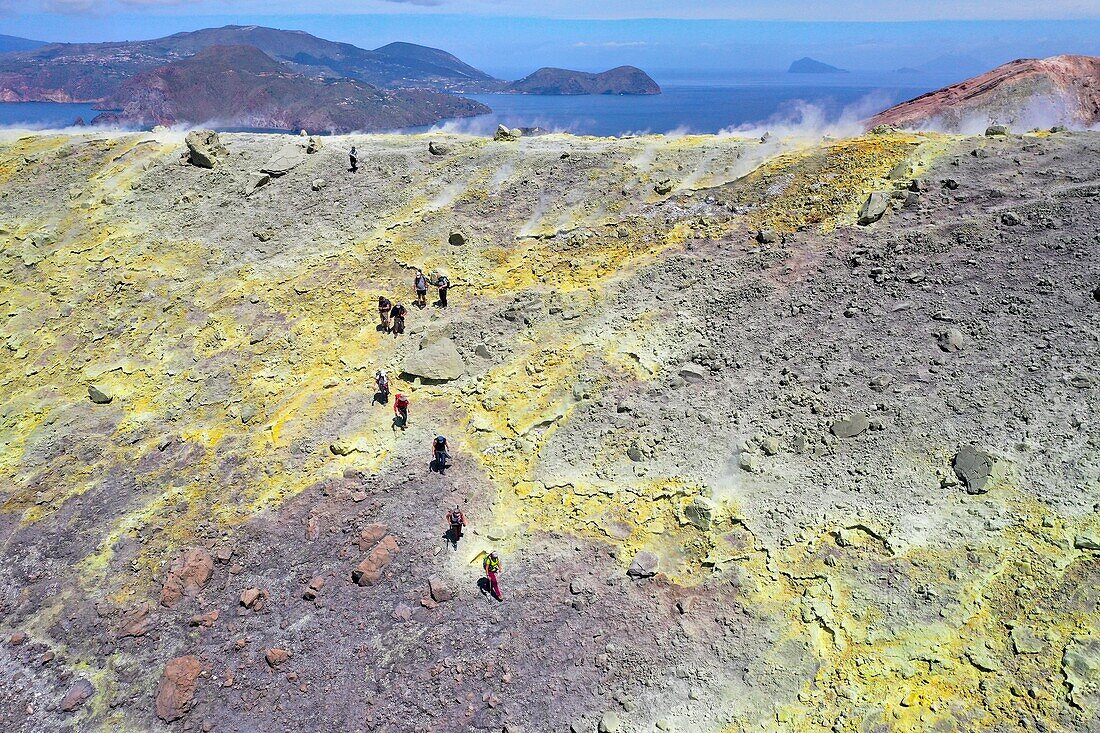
[414,270,429,309]
[378,296,392,332]
[393,392,409,429]
[483,551,503,601]
[349,145,358,173]
[435,273,451,308]
[432,435,450,473]
[446,505,466,547]
[375,370,390,405]
[390,302,407,336]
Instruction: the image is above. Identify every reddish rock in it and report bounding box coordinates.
[305,516,321,541]
[117,602,153,638]
[239,588,265,609]
[420,596,439,610]
[428,575,453,603]
[351,534,399,586]
[189,610,219,627]
[9,631,27,645]
[357,523,389,551]
[160,548,214,607]
[60,679,94,712]
[265,648,289,667]
[154,655,202,722]
[302,576,325,601]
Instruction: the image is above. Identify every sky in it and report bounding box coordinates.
[2,1,1099,80]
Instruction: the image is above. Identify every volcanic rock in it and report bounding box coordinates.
[88,384,113,404]
[857,192,890,225]
[265,648,289,667]
[494,124,521,141]
[261,141,308,176]
[428,141,451,156]
[154,655,202,722]
[830,414,870,438]
[402,338,465,381]
[627,551,659,578]
[352,534,399,586]
[953,445,996,494]
[60,679,94,712]
[428,575,453,603]
[184,130,227,169]
[160,548,214,607]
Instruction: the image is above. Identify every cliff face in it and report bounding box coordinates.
[91,45,490,133]
[1,125,1098,733]
[869,54,1100,131]
[505,66,661,95]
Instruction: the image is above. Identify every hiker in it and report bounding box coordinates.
[349,145,358,173]
[375,370,390,404]
[378,296,392,332]
[435,273,451,308]
[446,505,467,546]
[414,270,429,309]
[483,551,503,601]
[393,392,409,428]
[432,435,450,472]
[390,302,407,336]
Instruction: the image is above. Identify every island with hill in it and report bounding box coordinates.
[504,66,661,95]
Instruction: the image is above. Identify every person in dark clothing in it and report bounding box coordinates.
[390,303,407,336]
[432,435,450,472]
[435,274,451,308]
[349,146,358,173]
[446,505,467,547]
[378,296,392,332]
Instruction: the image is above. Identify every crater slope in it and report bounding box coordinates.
[0,126,1098,733]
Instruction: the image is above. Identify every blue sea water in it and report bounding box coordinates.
[0,72,947,136]
[0,101,100,129]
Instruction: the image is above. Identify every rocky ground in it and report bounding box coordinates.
[0,125,1098,733]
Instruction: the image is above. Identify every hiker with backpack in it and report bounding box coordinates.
[432,435,450,473]
[375,370,390,405]
[378,296,392,332]
[414,270,429,309]
[390,302,407,336]
[434,273,451,308]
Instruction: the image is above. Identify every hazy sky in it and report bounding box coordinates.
[3,1,1099,79]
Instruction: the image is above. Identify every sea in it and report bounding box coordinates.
[0,71,952,137]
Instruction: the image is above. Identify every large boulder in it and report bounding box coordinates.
[184,130,227,169]
[494,124,521,141]
[953,445,996,494]
[857,192,890,225]
[260,141,308,176]
[402,338,466,382]
[154,656,202,722]
[830,414,870,439]
[352,534,399,586]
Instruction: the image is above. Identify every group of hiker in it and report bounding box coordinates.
[368,267,503,601]
[376,270,452,339]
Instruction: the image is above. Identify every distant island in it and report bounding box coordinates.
[504,66,661,95]
[91,45,489,133]
[788,57,848,74]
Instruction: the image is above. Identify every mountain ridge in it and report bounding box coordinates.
[90,44,490,133]
[869,54,1100,131]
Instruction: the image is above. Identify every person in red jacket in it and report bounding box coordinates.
[445,505,466,547]
[393,393,409,429]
